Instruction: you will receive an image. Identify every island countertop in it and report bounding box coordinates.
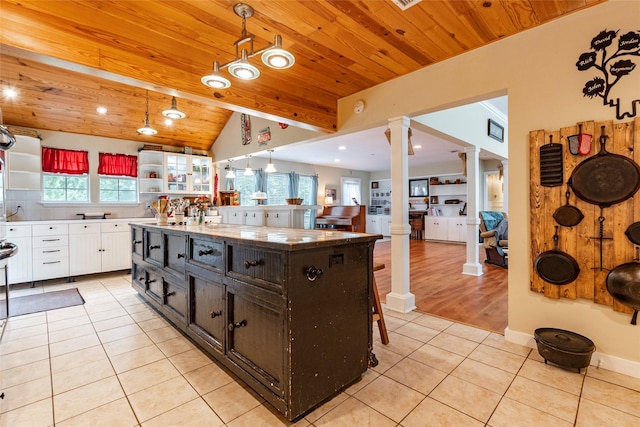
[130,222,382,250]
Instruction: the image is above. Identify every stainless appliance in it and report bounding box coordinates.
[0,123,19,338]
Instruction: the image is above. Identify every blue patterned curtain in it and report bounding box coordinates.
[288,172,299,198]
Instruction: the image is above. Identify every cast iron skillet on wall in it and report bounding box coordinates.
[535,226,580,285]
[553,186,584,227]
[605,229,640,325]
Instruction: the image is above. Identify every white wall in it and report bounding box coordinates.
[336,0,640,366]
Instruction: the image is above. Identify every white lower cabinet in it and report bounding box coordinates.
[69,221,133,275]
[7,224,33,285]
[32,224,69,281]
[366,215,380,235]
[244,210,265,226]
[448,218,466,242]
[379,215,392,237]
[424,217,448,241]
[266,210,290,227]
[100,222,132,272]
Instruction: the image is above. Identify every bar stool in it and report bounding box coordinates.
[372,262,389,345]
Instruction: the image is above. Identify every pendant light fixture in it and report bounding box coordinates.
[265,149,277,173]
[243,155,254,176]
[200,3,294,89]
[225,160,236,179]
[137,90,157,135]
[162,96,186,119]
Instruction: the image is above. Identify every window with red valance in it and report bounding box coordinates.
[98,152,138,177]
[42,147,89,175]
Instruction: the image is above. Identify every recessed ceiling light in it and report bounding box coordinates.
[334,159,341,162]
[164,118,173,126]
[3,87,17,99]
[414,144,422,149]
[338,145,346,150]
[96,106,108,115]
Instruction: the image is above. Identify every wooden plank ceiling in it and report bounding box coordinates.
[0,0,604,151]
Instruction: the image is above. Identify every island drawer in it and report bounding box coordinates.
[227,244,285,289]
[188,237,224,271]
[144,229,163,265]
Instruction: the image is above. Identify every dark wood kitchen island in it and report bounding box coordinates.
[130,222,381,421]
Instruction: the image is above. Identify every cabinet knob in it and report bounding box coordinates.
[133,240,142,244]
[138,277,145,281]
[210,310,222,319]
[164,291,176,298]
[177,253,186,259]
[305,266,323,282]
[244,259,262,269]
[148,245,160,250]
[198,248,220,256]
[228,320,247,331]
[145,278,156,285]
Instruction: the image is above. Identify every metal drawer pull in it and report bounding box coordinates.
[138,277,145,281]
[133,240,142,244]
[244,259,262,269]
[228,320,247,331]
[177,253,186,259]
[164,291,176,297]
[306,266,323,282]
[145,279,156,284]
[43,249,60,253]
[42,238,60,242]
[210,310,222,318]
[43,261,61,265]
[198,248,221,256]
[148,245,160,250]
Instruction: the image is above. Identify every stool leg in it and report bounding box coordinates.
[372,275,389,345]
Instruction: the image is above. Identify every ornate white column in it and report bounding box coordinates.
[385,116,416,313]
[463,146,483,276]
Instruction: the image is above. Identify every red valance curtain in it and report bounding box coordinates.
[42,147,89,175]
[98,152,138,177]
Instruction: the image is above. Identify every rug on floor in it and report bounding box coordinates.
[0,288,85,319]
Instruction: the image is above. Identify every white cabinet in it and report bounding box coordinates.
[32,223,69,281]
[69,221,133,275]
[424,217,448,241]
[244,209,265,226]
[165,153,212,195]
[227,210,245,225]
[379,215,392,237]
[7,135,41,190]
[266,210,290,228]
[6,224,32,284]
[366,215,380,235]
[138,150,164,194]
[447,217,466,242]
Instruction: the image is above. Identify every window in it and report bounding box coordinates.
[341,177,361,205]
[99,177,137,202]
[41,147,89,202]
[233,173,256,206]
[98,152,138,202]
[42,174,89,202]
[266,173,289,205]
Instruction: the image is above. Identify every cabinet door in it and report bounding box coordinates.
[228,210,245,225]
[131,261,146,294]
[101,231,132,272]
[131,226,144,257]
[145,230,163,266]
[226,282,285,397]
[165,233,187,277]
[163,275,187,324]
[188,274,225,353]
[7,236,32,284]
[145,267,163,304]
[379,215,392,236]
[244,210,265,226]
[190,157,212,194]
[448,218,466,242]
[425,217,447,240]
[266,211,290,228]
[366,216,380,235]
[69,232,101,275]
[165,153,189,193]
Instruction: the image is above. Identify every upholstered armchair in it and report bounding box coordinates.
[479,211,508,268]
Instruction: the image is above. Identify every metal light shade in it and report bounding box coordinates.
[228,49,260,80]
[262,35,295,69]
[137,90,157,135]
[265,150,277,173]
[162,96,186,119]
[226,168,235,179]
[201,61,231,89]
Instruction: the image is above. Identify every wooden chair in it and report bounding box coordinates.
[372,263,389,345]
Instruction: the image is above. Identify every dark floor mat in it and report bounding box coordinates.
[0,288,85,319]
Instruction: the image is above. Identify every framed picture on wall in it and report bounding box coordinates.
[488,119,504,142]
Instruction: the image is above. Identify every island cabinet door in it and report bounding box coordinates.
[165,232,187,278]
[225,279,285,398]
[188,237,224,273]
[131,226,144,257]
[163,275,187,324]
[144,229,163,267]
[131,261,146,294]
[188,273,225,353]
[144,267,164,304]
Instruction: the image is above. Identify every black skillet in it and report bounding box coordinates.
[553,186,584,227]
[606,247,640,325]
[535,226,580,285]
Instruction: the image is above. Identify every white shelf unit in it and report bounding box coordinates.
[427,174,467,217]
[370,179,391,212]
[138,150,165,194]
[7,135,41,190]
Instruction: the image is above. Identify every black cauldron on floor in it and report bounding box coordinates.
[534,328,595,373]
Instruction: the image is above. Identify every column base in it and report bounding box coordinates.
[385,292,416,313]
[462,262,484,276]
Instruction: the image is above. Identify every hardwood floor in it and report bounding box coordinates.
[373,239,508,334]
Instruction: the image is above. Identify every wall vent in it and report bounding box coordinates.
[391,0,423,11]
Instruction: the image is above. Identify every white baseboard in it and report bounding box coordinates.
[504,327,640,379]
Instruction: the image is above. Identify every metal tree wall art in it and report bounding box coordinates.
[576,29,640,119]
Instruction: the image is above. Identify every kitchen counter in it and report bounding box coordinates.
[130,223,380,420]
[8,217,155,225]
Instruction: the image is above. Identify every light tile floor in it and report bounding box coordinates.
[1,272,639,426]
